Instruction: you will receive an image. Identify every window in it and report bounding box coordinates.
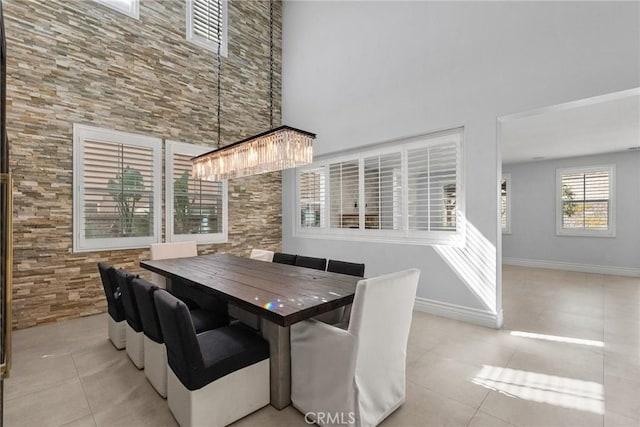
[501,174,511,234]
[93,0,139,19]
[73,124,161,252]
[299,167,325,228]
[329,160,360,229]
[296,128,464,246]
[187,0,228,56]
[165,141,227,244]
[556,165,615,237]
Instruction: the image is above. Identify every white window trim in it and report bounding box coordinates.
[165,140,228,244]
[555,164,616,238]
[186,0,229,57]
[93,0,139,19]
[501,173,511,235]
[294,128,465,247]
[73,124,162,252]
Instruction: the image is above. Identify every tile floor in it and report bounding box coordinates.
[4,266,640,427]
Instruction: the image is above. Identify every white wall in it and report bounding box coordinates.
[503,151,640,275]
[281,1,640,327]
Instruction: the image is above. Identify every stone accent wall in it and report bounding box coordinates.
[5,0,283,329]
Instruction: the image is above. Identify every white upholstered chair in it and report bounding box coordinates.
[150,241,198,289]
[291,269,420,427]
[227,248,276,329]
[249,248,274,262]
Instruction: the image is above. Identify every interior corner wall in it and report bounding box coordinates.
[503,151,640,272]
[6,0,283,329]
[281,1,640,326]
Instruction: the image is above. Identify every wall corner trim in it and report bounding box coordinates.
[414,297,502,329]
[503,257,640,278]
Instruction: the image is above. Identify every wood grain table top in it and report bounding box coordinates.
[140,253,361,327]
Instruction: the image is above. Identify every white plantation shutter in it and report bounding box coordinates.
[329,160,360,229]
[364,152,402,230]
[501,176,511,233]
[299,167,325,228]
[73,125,161,252]
[166,141,227,243]
[295,127,464,245]
[187,0,227,55]
[407,141,458,232]
[93,0,139,19]
[561,168,611,231]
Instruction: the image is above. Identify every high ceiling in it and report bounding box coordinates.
[501,91,639,164]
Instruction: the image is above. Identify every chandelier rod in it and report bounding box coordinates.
[269,0,274,129]
[216,0,222,149]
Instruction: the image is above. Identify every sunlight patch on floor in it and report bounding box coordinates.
[471,365,604,415]
[510,331,604,348]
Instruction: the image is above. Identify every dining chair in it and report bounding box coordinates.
[272,252,297,265]
[97,262,126,350]
[294,255,327,271]
[314,259,366,325]
[149,241,198,289]
[131,279,230,398]
[291,269,420,427]
[327,259,365,278]
[154,289,270,427]
[115,268,145,369]
[249,248,275,262]
[229,248,277,329]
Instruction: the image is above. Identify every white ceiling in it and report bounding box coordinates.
[501,92,640,164]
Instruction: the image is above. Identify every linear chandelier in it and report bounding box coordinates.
[192,125,315,181]
[192,0,315,182]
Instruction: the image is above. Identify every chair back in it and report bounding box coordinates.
[249,248,274,262]
[150,241,198,288]
[295,255,327,271]
[115,269,143,332]
[131,277,163,343]
[154,289,204,386]
[98,262,124,321]
[327,259,365,277]
[347,269,420,425]
[272,252,297,265]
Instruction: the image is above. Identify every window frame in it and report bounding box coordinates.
[501,173,511,235]
[73,124,162,252]
[165,140,228,244]
[555,164,615,238]
[186,0,229,57]
[93,0,139,19]
[294,128,465,246]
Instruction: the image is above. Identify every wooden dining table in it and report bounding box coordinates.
[140,253,361,409]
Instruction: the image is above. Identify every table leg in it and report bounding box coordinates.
[260,319,291,410]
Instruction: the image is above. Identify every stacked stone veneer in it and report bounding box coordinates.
[5,0,283,329]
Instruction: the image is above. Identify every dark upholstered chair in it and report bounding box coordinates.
[116,268,145,368]
[98,263,126,349]
[327,259,365,277]
[131,279,229,398]
[154,290,270,427]
[272,252,297,265]
[295,255,327,271]
[323,260,366,324]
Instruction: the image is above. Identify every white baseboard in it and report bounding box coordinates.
[503,257,640,277]
[414,297,503,329]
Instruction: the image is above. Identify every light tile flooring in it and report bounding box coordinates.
[5,266,640,427]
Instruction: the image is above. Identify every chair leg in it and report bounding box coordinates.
[167,359,270,427]
[125,324,144,369]
[108,317,126,350]
[144,336,167,398]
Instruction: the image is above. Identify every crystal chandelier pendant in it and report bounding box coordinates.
[192,126,315,181]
